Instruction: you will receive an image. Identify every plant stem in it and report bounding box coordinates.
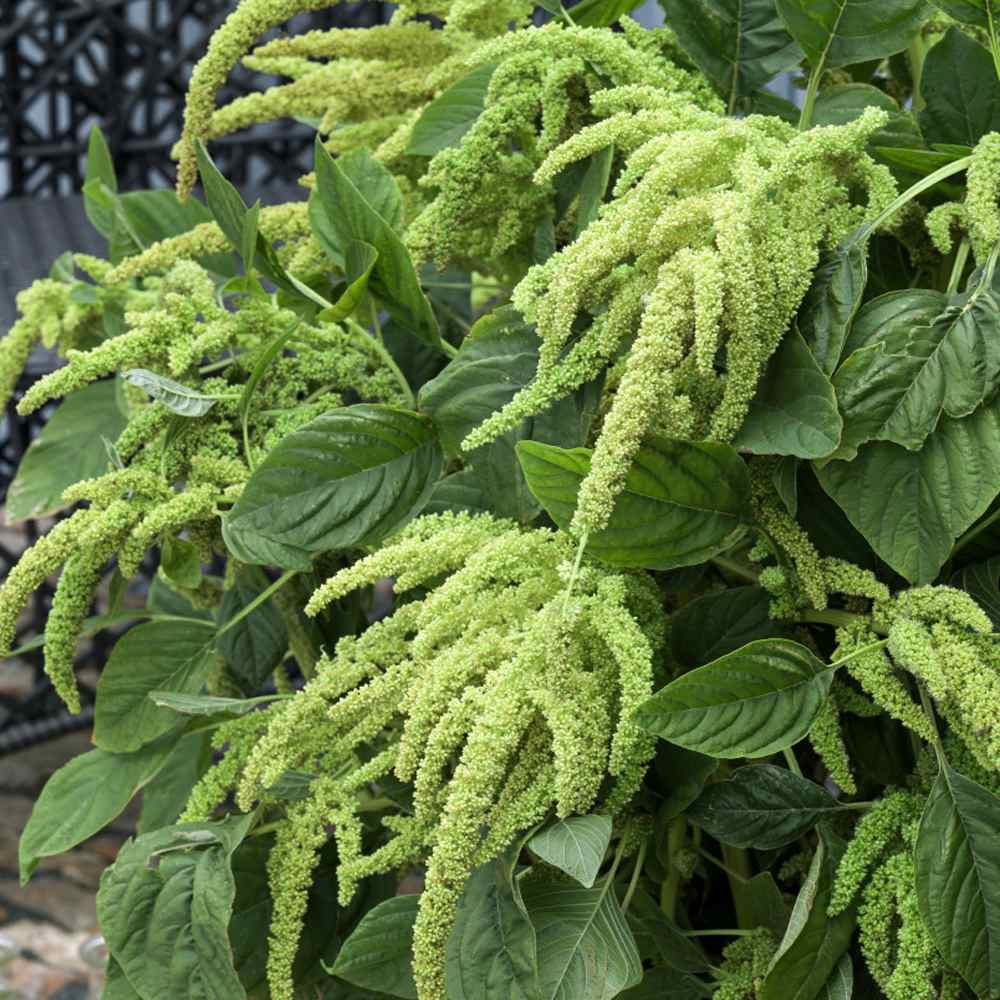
[829,638,890,670]
[782,747,803,778]
[798,63,823,131]
[946,238,972,295]
[562,533,589,615]
[697,847,748,884]
[907,35,928,110]
[917,681,946,766]
[685,928,755,938]
[621,837,647,915]
[346,318,415,408]
[659,816,687,920]
[988,3,1000,81]
[795,608,864,629]
[711,555,760,584]
[216,570,297,640]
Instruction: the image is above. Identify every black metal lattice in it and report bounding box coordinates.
[0,0,387,199]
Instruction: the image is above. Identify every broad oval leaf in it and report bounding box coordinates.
[568,0,646,26]
[834,290,1000,454]
[618,968,707,1000]
[734,326,843,459]
[812,84,921,147]
[5,380,127,522]
[94,619,217,752]
[920,28,1000,147]
[658,0,802,112]
[331,894,419,999]
[760,828,856,1000]
[408,63,495,156]
[97,816,253,1000]
[816,400,1000,584]
[224,405,443,570]
[776,0,930,69]
[122,369,219,417]
[634,639,835,759]
[840,288,946,360]
[914,765,1000,998]
[216,566,288,693]
[930,0,997,26]
[19,738,175,883]
[523,875,643,1000]
[517,437,752,571]
[529,816,613,888]
[951,555,1000,627]
[446,857,539,1000]
[424,468,493,517]
[687,764,842,850]
[819,954,854,1000]
[797,229,868,376]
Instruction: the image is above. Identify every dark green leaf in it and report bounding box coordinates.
[654,745,719,823]
[407,63,496,156]
[217,566,288,693]
[138,732,213,835]
[224,405,443,569]
[671,587,793,669]
[84,127,118,239]
[834,284,1000,454]
[569,0,646,27]
[116,190,227,273]
[950,555,1000,626]
[242,200,261,278]
[816,400,1000,584]
[773,456,799,516]
[331,895,419,999]
[734,326,843,458]
[19,737,175,883]
[5,380,127,522]
[312,141,440,349]
[732,872,789,940]
[873,145,969,176]
[658,0,802,112]
[517,437,752,570]
[797,229,868,376]
[523,874,643,1000]
[687,764,842,849]
[319,240,379,323]
[812,83,921,147]
[122,369,220,417]
[635,639,835,758]
[446,853,539,1000]
[760,828,856,1000]
[195,140,250,256]
[914,764,1000,998]
[420,306,600,521]
[104,958,143,1000]
[819,954,854,1000]
[621,887,710,974]
[98,815,254,1000]
[840,288,945,360]
[775,0,929,69]
[529,816,612,888]
[920,28,1000,146]
[618,968,708,1000]
[160,537,203,591]
[423,469,493,517]
[575,146,614,237]
[929,0,998,27]
[94,620,217,752]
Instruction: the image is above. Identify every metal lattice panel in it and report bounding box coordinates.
[0,0,387,199]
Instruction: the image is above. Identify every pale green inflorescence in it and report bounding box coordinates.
[0,259,404,711]
[182,512,664,1000]
[463,101,897,537]
[711,929,777,1000]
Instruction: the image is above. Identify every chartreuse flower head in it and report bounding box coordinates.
[182,512,663,1000]
[463,106,896,536]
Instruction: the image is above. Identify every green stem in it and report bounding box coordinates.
[860,157,973,241]
[346,318,415,409]
[795,609,865,629]
[441,339,459,358]
[907,35,928,110]
[917,682,945,766]
[829,638,890,670]
[952,503,1000,558]
[200,355,242,374]
[946,238,972,295]
[685,929,756,938]
[798,63,824,131]
[270,575,323,680]
[711,555,760,585]
[782,747,803,778]
[621,837,647,915]
[697,847,748,884]
[659,816,687,920]
[562,533,589,616]
[988,3,1000,81]
[216,570,297,640]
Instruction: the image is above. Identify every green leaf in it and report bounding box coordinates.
[331,895,419,999]
[734,326,843,458]
[687,765,843,849]
[951,555,1000,626]
[618,968,708,1000]
[834,288,1000,454]
[621,887,710,974]
[149,692,282,717]
[654,745,719,824]
[812,83,921,147]
[575,146,614,238]
[529,816,613,888]
[160,537,203,591]
[407,63,496,156]
[773,456,799,516]
[19,737,175,883]
[840,288,945,360]
[424,469,493,517]
[914,764,1000,998]
[217,566,289,693]
[98,815,254,1000]
[920,28,1000,146]
[671,587,794,669]
[929,0,999,27]
[84,126,118,239]
[195,140,252,258]
[115,190,225,272]
[797,228,869,376]
[816,401,1000,583]
[775,0,930,69]
[732,872,789,940]
[635,639,835,759]
[420,306,600,521]
[523,874,643,1000]
[122,369,220,417]
[819,954,853,1000]
[94,620,217,752]
[319,240,379,324]
[873,145,969,177]
[517,437,752,571]
[446,853,539,1000]
[224,405,443,570]
[569,0,646,27]
[760,828,856,1000]
[312,141,440,349]
[138,731,213,835]
[5,380,127,522]
[658,0,802,111]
